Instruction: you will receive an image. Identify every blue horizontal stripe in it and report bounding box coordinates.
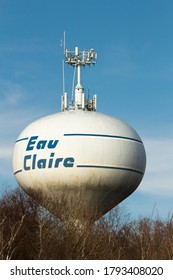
[14,169,23,175]
[64,133,142,143]
[77,164,144,175]
[15,137,29,143]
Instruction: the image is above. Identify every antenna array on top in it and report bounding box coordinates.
[64,47,97,67]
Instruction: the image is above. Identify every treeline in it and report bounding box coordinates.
[0,188,172,260]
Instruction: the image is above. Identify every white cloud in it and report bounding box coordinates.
[0,79,25,105]
[139,138,173,196]
[0,83,47,185]
[0,147,12,159]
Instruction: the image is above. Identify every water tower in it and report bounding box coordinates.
[12,43,146,223]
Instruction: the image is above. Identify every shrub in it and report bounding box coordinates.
[0,187,172,260]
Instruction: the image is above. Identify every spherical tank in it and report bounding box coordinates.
[13,110,146,221]
[12,45,146,222]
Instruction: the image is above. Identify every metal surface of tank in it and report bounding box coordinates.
[12,44,146,221]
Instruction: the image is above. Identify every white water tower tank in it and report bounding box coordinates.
[12,46,146,222]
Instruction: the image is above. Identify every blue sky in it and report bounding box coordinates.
[1,0,173,219]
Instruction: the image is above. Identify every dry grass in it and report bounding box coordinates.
[0,187,172,260]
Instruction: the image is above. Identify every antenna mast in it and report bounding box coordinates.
[61,45,97,111]
[62,31,66,97]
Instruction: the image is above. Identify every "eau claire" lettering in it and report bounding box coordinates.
[23,136,75,171]
[26,136,59,151]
